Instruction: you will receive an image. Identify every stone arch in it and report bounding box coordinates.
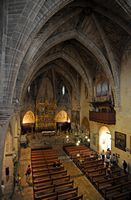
[29,31,113,82]
[55,110,69,123]
[20,30,114,97]
[3,0,129,106]
[37,77,54,102]
[4,0,75,103]
[13,29,111,105]
[99,126,111,153]
[22,111,35,124]
[21,51,92,102]
[15,29,117,108]
[55,110,71,131]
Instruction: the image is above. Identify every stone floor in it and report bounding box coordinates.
[12,133,104,200]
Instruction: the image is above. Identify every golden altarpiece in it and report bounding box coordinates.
[35,100,57,131]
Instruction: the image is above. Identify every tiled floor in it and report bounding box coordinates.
[12,133,104,200]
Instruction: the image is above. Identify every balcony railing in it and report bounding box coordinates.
[89,111,116,124]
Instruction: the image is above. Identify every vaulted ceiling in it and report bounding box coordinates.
[1,0,131,107]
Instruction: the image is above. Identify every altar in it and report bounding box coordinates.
[41,130,56,136]
[35,101,56,131]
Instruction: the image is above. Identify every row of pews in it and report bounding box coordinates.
[63,144,131,200]
[31,147,83,200]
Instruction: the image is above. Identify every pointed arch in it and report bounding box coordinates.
[22,111,35,124]
[55,110,69,123]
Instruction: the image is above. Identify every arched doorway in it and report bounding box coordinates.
[22,111,35,133]
[55,110,71,131]
[99,126,111,153]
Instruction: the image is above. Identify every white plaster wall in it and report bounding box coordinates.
[114,53,131,172]
[87,54,131,173]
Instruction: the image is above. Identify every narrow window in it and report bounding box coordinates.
[101,81,108,96]
[62,85,65,95]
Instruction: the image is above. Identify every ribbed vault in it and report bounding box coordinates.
[1,0,131,108]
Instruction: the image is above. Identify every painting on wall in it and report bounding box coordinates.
[115,131,126,151]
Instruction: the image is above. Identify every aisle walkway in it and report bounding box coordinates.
[12,133,104,200]
[12,147,33,200]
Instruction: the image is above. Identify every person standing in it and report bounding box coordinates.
[106,165,112,178]
[15,174,23,193]
[15,174,21,186]
[25,165,32,184]
[1,180,5,199]
[106,148,111,159]
[110,153,117,166]
[101,150,105,161]
[123,160,127,173]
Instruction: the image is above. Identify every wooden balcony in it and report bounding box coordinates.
[89,111,116,124]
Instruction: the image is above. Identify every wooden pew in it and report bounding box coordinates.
[34,180,74,192]
[31,156,58,162]
[32,163,53,168]
[31,152,57,158]
[112,190,131,200]
[63,145,92,156]
[31,153,57,158]
[83,165,122,186]
[95,174,128,190]
[79,159,101,170]
[101,180,131,199]
[82,163,104,174]
[32,160,62,168]
[31,148,55,152]
[86,166,106,178]
[32,158,61,164]
[32,159,58,164]
[34,180,74,198]
[31,152,57,156]
[32,167,67,178]
[33,175,70,186]
[35,187,78,200]
[68,195,83,200]
[90,169,121,183]
[91,168,121,183]
[31,149,56,158]
[33,166,64,173]
[57,187,78,199]
[32,147,83,200]
[35,191,57,200]
[34,186,54,198]
[81,158,103,166]
[55,181,74,192]
[89,171,106,183]
[82,159,103,167]
[34,179,53,188]
[33,169,67,179]
[32,166,49,172]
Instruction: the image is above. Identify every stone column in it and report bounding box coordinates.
[0,106,13,185]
